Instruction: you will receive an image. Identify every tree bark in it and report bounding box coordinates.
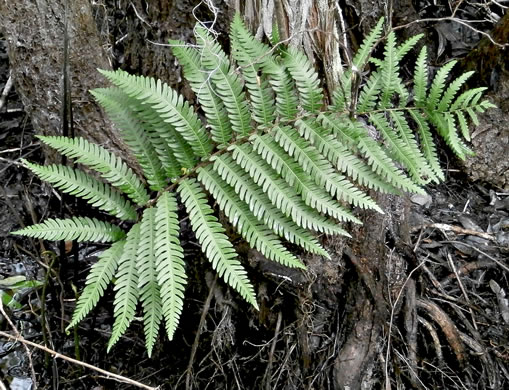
[0,0,135,166]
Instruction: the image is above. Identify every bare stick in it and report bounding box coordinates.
[0,72,14,112]
[412,222,496,241]
[185,275,217,390]
[0,330,159,390]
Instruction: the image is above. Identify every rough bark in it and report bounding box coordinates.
[0,0,136,167]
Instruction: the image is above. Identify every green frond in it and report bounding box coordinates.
[295,118,398,194]
[128,92,197,172]
[379,32,400,108]
[230,145,351,236]
[37,136,149,206]
[231,13,273,64]
[91,88,168,190]
[455,110,470,141]
[23,161,137,221]
[413,47,428,107]
[211,155,330,258]
[284,47,323,113]
[450,87,487,111]
[409,110,444,181]
[99,69,213,158]
[231,47,276,127]
[171,42,233,147]
[352,17,385,70]
[427,60,457,110]
[195,26,252,137]
[357,135,425,193]
[67,240,125,329]
[263,61,299,120]
[250,134,362,224]
[198,166,305,269]
[429,111,472,159]
[369,112,430,183]
[108,224,141,352]
[438,71,474,112]
[396,34,423,61]
[178,179,258,308]
[357,71,382,113]
[12,217,125,243]
[154,192,186,340]
[334,17,385,110]
[137,208,162,357]
[274,125,382,212]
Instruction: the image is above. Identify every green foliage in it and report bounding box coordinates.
[12,15,493,355]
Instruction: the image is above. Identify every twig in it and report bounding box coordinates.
[412,222,496,241]
[442,241,509,273]
[446,252,478,331]
[185,275,217,390]
[263,310,283,390]
[0,72,14,112]
[0,301,37,388]
[0,330,158,390]
[417,316,444,365]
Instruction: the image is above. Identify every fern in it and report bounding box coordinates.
[13,14,493,355]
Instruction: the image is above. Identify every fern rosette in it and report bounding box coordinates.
[12,14,493,355]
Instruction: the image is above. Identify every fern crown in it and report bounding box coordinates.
[13,14,493,355]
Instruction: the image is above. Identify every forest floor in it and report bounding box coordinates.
[1,28,508,390]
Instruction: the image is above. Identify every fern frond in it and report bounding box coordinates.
[108,224,140,351]
[230,145,351,236]
[99,69,213,158]
[178,179,258,308]
[23,161,137,221]
[334,17,385,110]
[396,34,423,61]
[137,208,162,357]
[438,71,474,112]
[230,14,298,121]
[356,135,425,193]
[357,71,383,113]
[12,217,125,242]
[91,88,168,190]
[450,87,488,111]
[379,32,399,108]
[67,240,125,329]
[284,47,323,113]
[195,26,252,137]
[212,155,330,258]
[37,136,149,206]
[128,92,197,172]
[295,118,398,194]
[274,125,382,212]
[198,166,306,269]
[154,192,186,340]
[250,134,361,224]
[427,60,457,110]
[413,47,428,107]
[409,110,444,181]
[230,47,276,127]
[171,42,233,147]
[369,112,429,183]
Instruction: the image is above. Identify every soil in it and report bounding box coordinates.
[1,10,509,390]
